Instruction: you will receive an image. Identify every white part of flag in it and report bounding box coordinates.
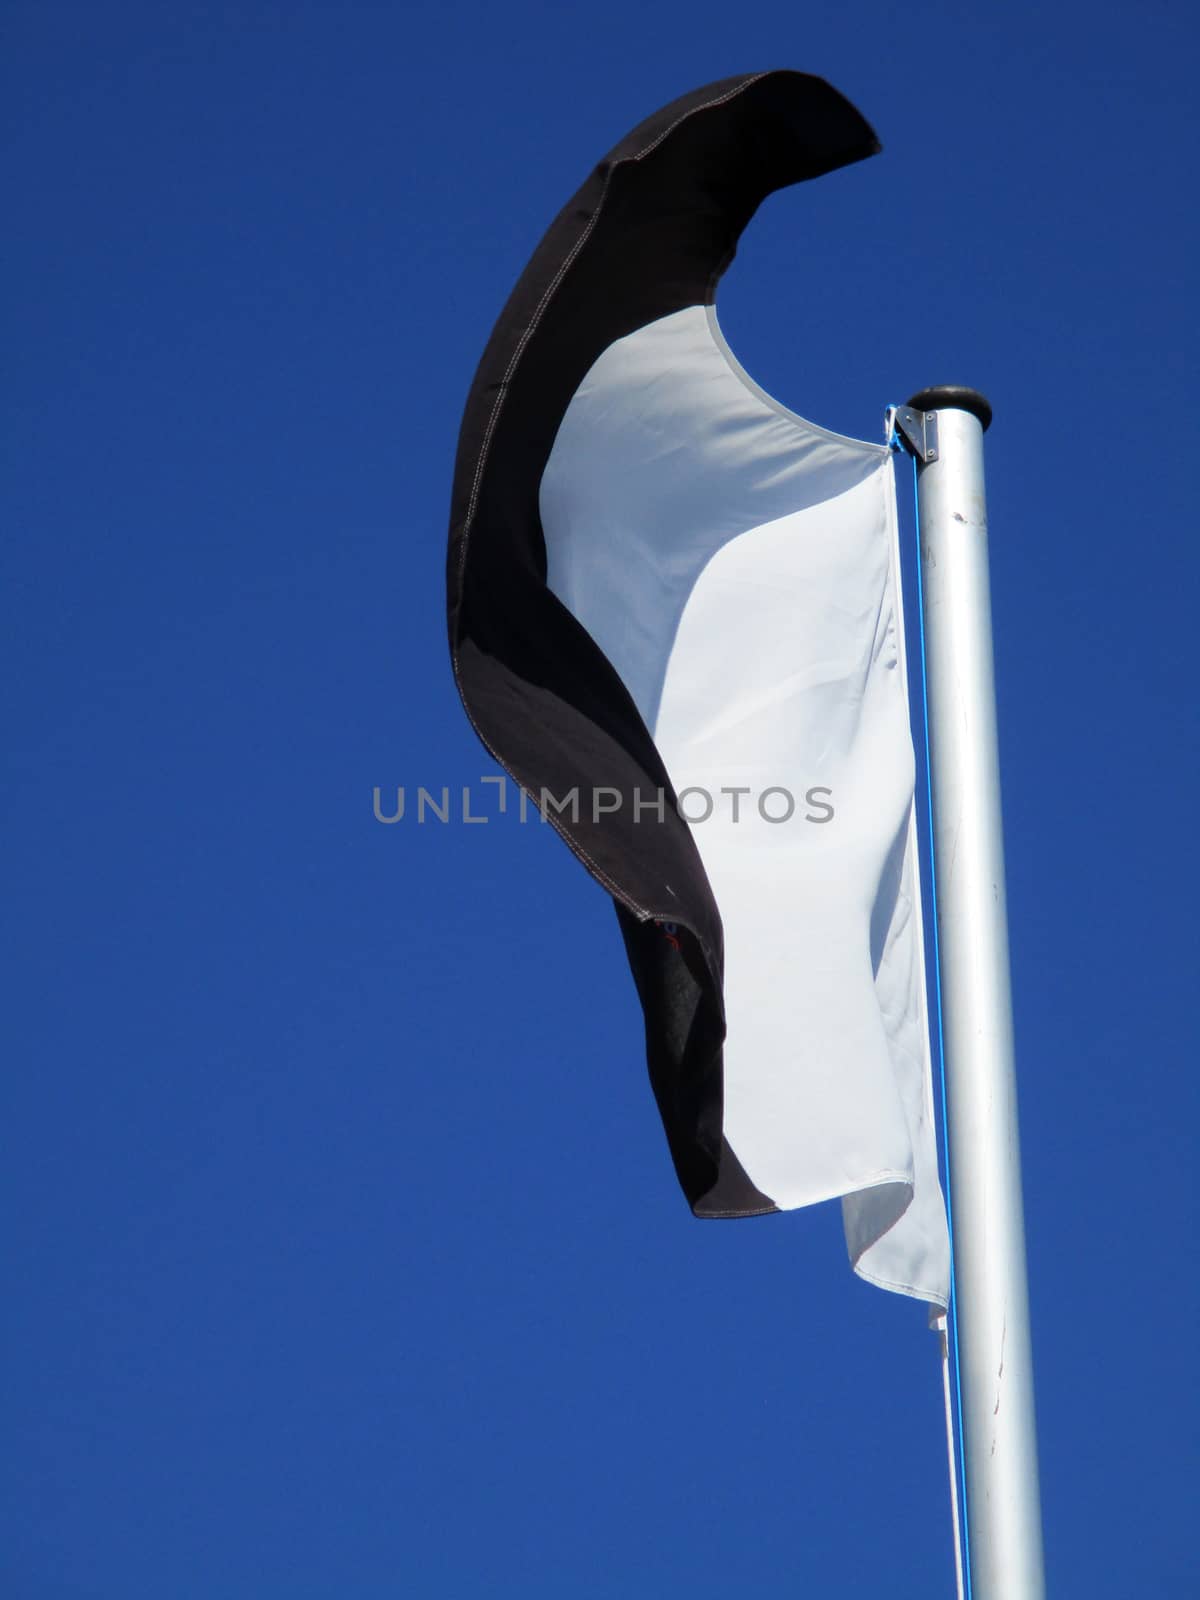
[540,305,949,1306]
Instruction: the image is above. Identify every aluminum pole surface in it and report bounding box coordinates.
[909,389,1045,1599]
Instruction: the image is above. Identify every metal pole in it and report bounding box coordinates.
[904,387,1045,1599]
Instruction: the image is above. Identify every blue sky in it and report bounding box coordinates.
[4,2,1196,1596]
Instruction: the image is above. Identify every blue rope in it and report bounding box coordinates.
[889,415,973,1598]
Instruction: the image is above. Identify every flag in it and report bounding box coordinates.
[447,70,949,1305]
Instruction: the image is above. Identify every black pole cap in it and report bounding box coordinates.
[905,386,992,432]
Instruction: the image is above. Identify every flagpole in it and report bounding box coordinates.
[900,388,1046,1598]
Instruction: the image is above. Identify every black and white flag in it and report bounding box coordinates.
[448,71,949,1306]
